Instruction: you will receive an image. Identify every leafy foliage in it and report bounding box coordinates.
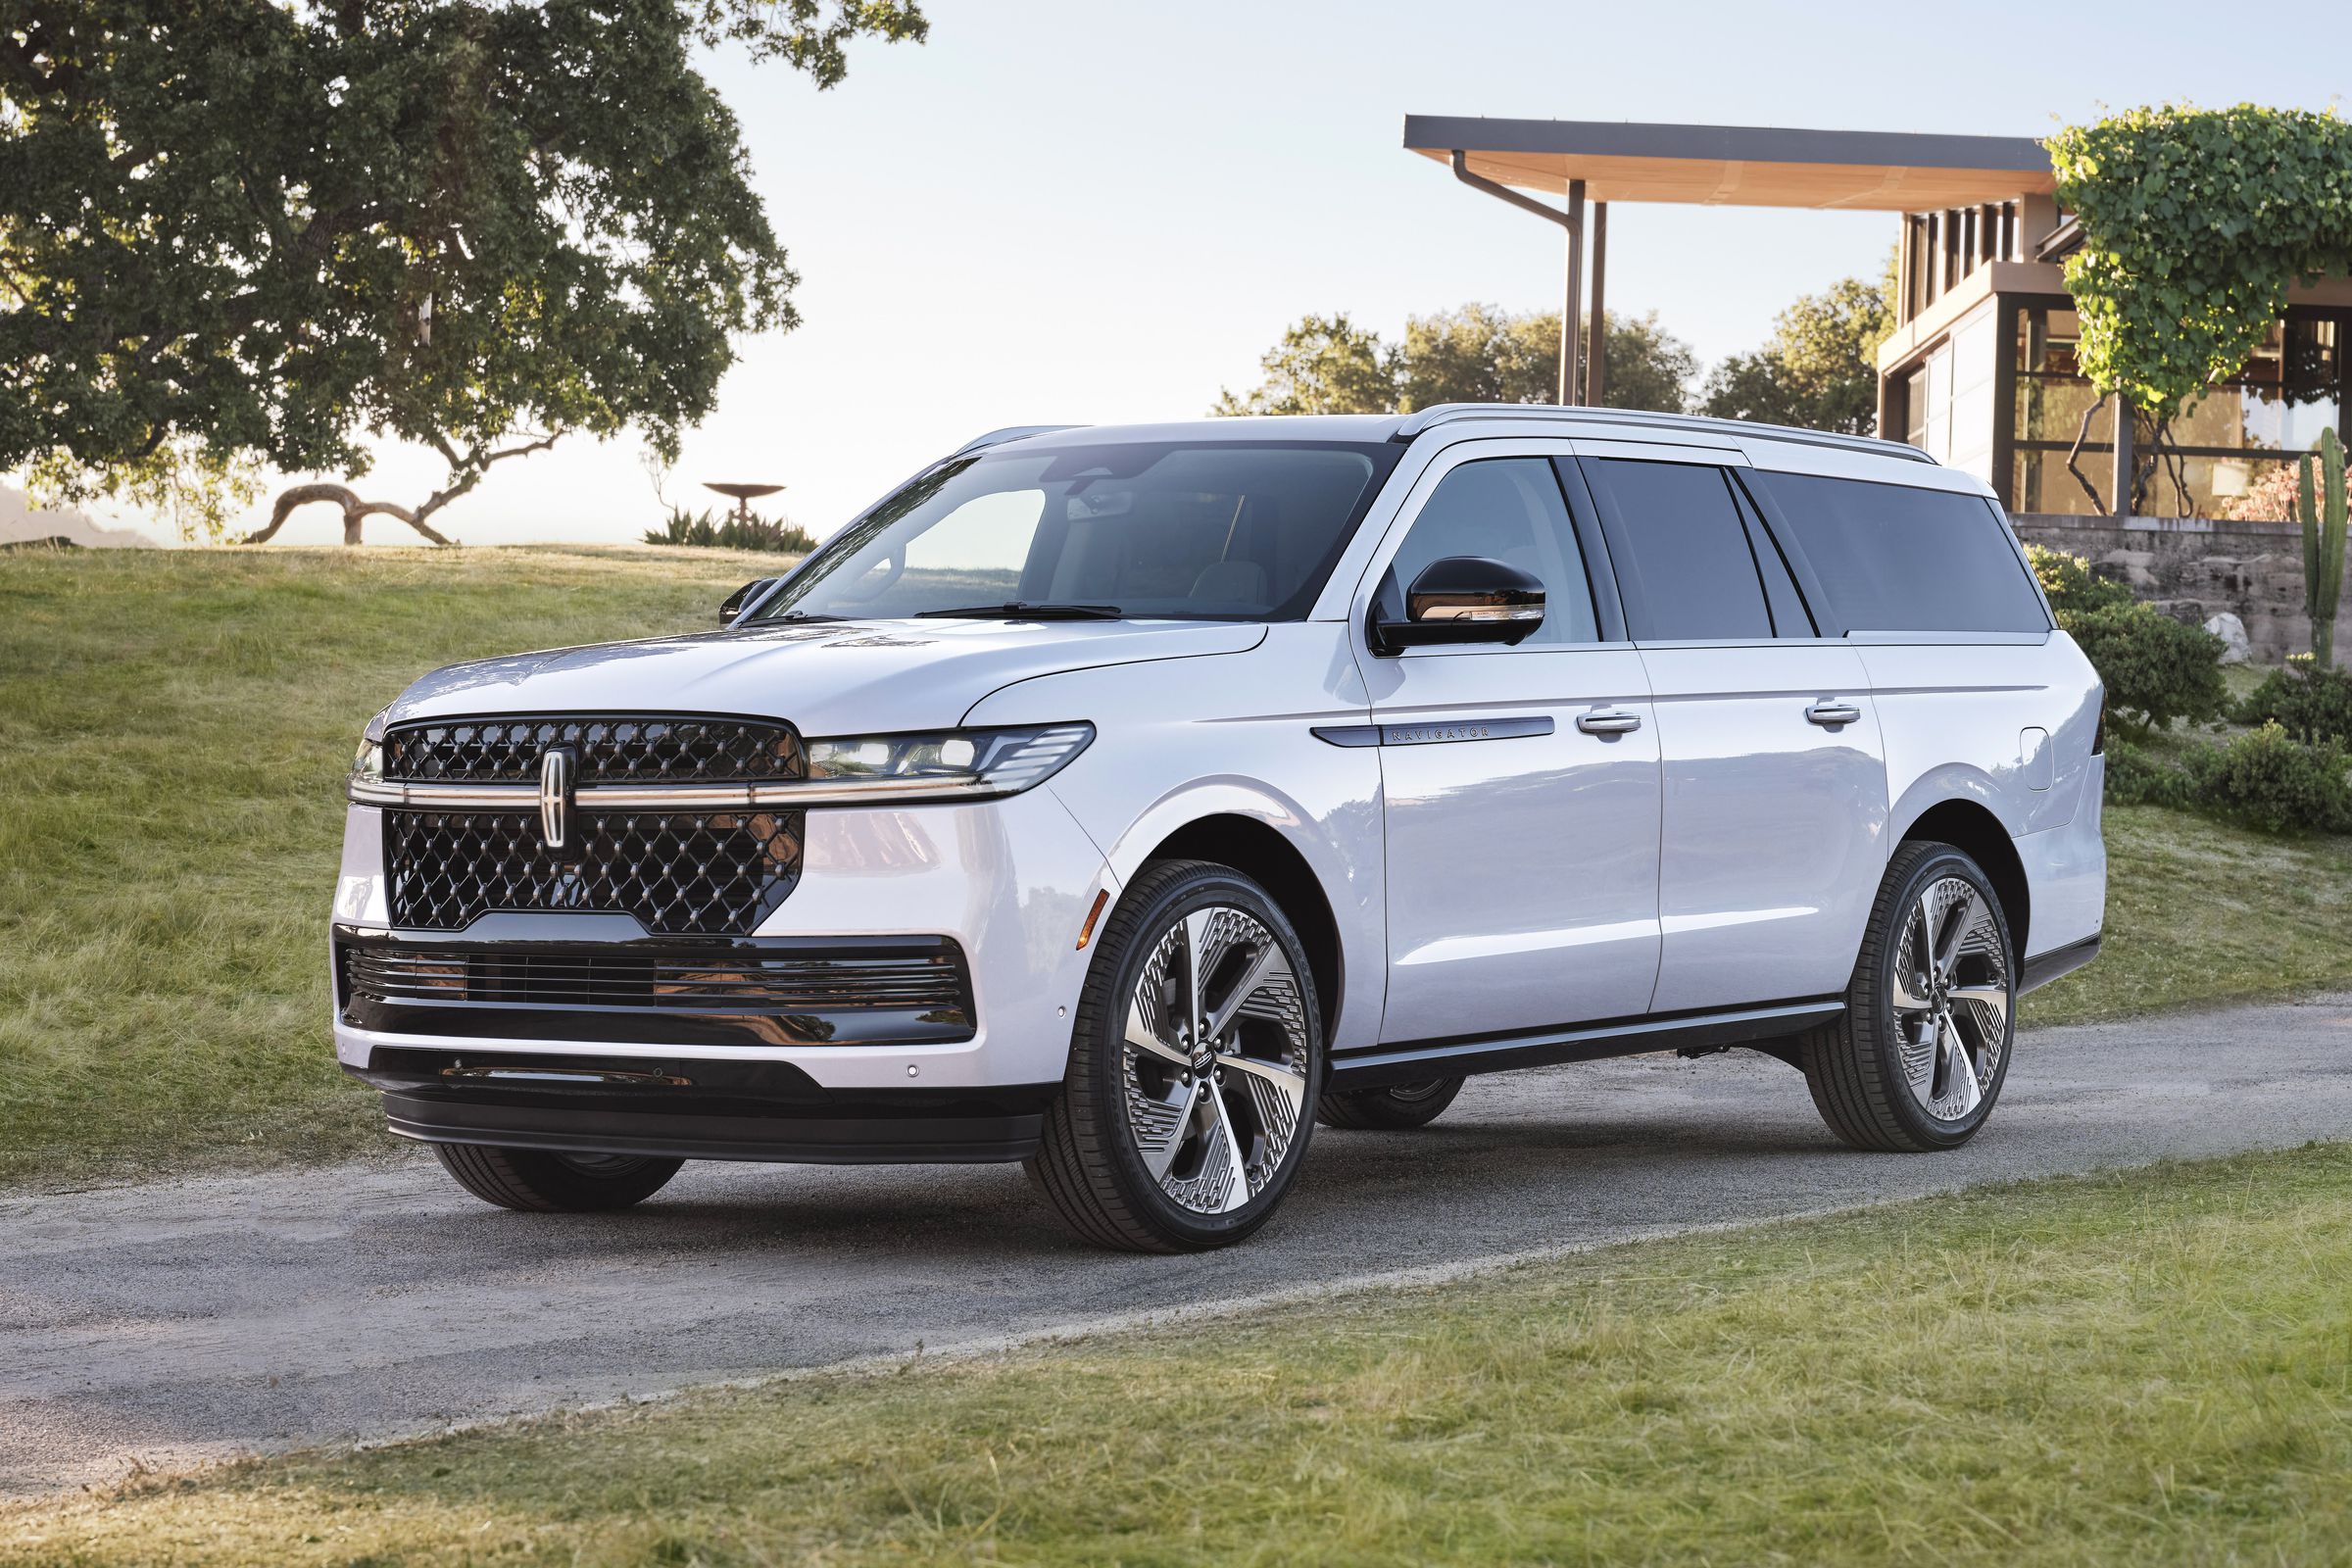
[645,506,814,554]
[1209,314,1395,416]
[1213,305,1696,416]
[2027,544,2225,731]
[1695,261,1897,436]
[2180,721,2352,835]
[0,1,924,538]
[2233,656,2352,744]
[2026,542,2134,614]
[2046,106,2352,418]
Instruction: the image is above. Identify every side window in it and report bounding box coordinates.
[1746,470,2051,634]
[1581,458,1773,641]
[1730,479,1817,637]
[1380,458,1600,646]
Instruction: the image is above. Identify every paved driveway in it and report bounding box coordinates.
[6,996,2352,1494]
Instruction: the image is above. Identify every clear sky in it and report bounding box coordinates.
[96,0,2350,546]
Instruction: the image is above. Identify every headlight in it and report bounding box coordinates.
[800,723,1094,802]
[350,710,388,788]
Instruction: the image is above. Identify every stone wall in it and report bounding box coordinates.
[2009,514,2345,666]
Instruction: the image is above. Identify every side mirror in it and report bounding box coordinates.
[719,577,779,625]
[1371,556,1544,654]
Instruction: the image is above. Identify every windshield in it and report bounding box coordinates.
[754,441,1400,622]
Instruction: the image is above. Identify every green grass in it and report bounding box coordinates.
[10,1143,2351,1566]
[5,548,2352,1189]
[2030,800,2352,1025]
[0,547,781,1190]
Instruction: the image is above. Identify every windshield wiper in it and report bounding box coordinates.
[913,602,1125,620]
[757,610,848,624]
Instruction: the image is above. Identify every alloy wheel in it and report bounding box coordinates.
[1119,905,1311,1213]
[1890,874,2012,1122]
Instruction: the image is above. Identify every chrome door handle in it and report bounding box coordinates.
[1576,710,1642,735]
[1806,701,1862,727]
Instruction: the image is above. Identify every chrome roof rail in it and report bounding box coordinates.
[1392,403,1936,464]
[950,424,1085,458]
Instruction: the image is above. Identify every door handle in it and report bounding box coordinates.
[1576,710,1642,735]
[1806,701,1862,727]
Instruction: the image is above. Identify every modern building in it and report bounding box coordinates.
[1406,115,2352,529]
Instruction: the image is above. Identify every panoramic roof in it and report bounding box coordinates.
[1404,116,2055,211]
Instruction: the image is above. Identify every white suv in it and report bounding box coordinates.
[335,407,2105,1250]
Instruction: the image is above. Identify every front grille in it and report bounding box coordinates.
[384,715,805,785]
[385,808,803,935]
[345,944,970,1017]
[379,713,808,937]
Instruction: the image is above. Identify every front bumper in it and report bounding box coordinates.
[355,1049,1055,1163]
[332,784,1118,1104]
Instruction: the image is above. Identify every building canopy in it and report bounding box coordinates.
[1403,116,2052,212]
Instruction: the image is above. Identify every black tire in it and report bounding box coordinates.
[431,1144,684,1212]
[1803,840,2018,1152]
[1316,1076,1465,1130]
[1026,858,1324,1252]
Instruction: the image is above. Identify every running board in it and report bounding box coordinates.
[1327,1000,1843,1091]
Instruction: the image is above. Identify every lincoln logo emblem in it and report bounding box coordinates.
[537,745,578,850]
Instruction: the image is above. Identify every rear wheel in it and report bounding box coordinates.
[1316,1076,1464,1130]
[1803,840,2016,1152]
[431,1144,684,1212]
[1026,859,1322,1252]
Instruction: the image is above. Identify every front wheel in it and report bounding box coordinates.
[1803,840,2017,1152]
[432,1144,684,1212]
[1026,859,1323,1251]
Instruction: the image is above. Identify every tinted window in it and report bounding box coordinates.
[758,441,1400,622]
[1381,458,1599,645]
[1582,459,1772,641]
[1747,470,2050,634]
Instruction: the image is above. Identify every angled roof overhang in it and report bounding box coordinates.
[1404,116,2054,212]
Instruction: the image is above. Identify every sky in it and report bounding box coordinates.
[79,0,2352,547]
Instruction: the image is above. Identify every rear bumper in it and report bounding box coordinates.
[354,1050,1055,1164]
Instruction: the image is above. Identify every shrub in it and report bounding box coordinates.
[2101,736,2196,808]
[644,506,814,554]
[2177,721,2352,835]
[2233,655,2352,744]
[2062,601,2227,732]
[2026,543,2133,614]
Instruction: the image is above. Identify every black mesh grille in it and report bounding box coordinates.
[384,715,805,785]
[385,808,804,935]
[344,944,970,1018]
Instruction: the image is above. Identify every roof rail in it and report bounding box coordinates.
[950,423,1084,458]
[1392,404,1936,465]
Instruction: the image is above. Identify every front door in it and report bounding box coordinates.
[1574,446,1889,1014]
[1355,445,1662,1046]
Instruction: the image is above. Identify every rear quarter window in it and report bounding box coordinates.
[1747,470,2050,635]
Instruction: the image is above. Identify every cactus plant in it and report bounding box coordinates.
[2298,427,2348,666]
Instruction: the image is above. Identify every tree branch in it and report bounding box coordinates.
[2065,398,2108,514]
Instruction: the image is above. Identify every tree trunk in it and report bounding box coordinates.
[243,482,455,546]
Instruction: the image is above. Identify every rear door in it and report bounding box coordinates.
[1355,442,1662,1044]
[1570,443,1888,1014]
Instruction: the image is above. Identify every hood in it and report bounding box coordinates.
[384,617,1265,735]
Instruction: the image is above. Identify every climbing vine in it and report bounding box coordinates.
[2046,105,2352,510]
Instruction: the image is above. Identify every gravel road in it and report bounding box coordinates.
[7,996,2352,1494]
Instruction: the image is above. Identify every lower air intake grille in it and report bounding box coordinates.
[345,944,970,1018]
[384,808,803,936]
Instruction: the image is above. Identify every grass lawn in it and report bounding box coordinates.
[9,1142,2350,1565]
[4,546,2351,1189]
[0,546,778,1190]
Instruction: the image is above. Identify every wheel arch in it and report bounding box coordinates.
[1898,797,2030,960]
[1140,812,1347,1043]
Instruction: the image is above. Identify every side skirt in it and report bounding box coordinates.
[2019,934,2100,995]
[1326,1000,1845,1091]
